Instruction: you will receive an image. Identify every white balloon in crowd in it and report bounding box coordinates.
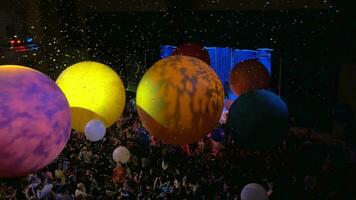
[84,119,106,142]
[113,146,131,164]
[241,183,269,200]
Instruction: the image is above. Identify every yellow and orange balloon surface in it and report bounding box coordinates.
[136,56,224,145]
[56,61,125,132]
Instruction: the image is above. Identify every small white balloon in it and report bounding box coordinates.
[241,183,268,200]
[84,119,106,142]
[113,146,131,164]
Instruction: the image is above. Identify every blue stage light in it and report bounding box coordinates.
[160,45,176,58]
[25,37,33,43]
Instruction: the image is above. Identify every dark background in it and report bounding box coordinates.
[1,0,354,131]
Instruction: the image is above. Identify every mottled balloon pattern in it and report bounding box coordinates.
[136,56,224,145]
[0,65,72,178]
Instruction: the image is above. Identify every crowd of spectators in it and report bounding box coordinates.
[1,110,355,200]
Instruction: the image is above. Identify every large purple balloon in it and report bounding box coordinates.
[0,65,72,177]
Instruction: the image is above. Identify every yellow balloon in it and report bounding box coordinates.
[56,61,125,132]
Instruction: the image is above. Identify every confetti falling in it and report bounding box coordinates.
[0,0,350,132]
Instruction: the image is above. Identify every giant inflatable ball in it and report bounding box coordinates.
[0,65,72,177]
[241,183,269,200]
[227,89,288,149]
[172,43,211,65]
[229,59,270,96]
[136,56,224,145]
[56,61,126,132]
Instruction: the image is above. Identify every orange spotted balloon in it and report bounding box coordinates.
[136,56,224,145]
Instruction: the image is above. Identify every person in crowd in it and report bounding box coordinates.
[74,183,87,199]
[1,111,355,200]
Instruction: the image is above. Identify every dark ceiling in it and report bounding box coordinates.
[74,0,331,13]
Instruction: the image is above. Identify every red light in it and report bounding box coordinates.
[17,40,21,44]
[14,46,28,52]
[10,40,15,45]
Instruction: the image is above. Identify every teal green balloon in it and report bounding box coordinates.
[227,89,288,149]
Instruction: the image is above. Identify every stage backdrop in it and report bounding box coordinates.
[160,45,273,100]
